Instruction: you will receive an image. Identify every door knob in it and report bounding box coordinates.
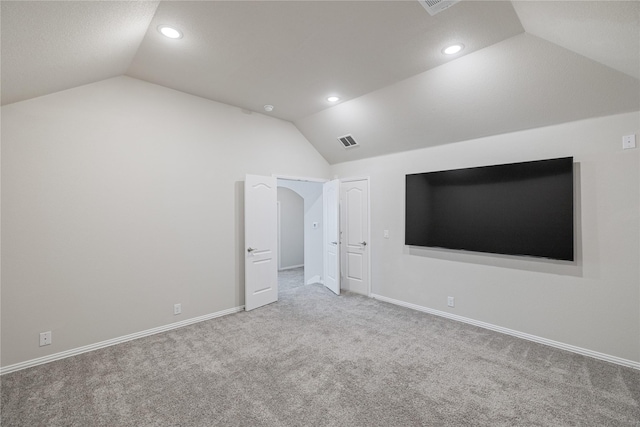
[360,241,367,246]
[247,247,256,253]
[331,241,338,245]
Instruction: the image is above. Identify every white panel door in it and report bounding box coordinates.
[341,179,369,295]
[323,179,340,295]
[245,175,278,311]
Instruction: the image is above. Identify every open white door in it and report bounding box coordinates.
[245,175,278,311]
[323,179,340,295]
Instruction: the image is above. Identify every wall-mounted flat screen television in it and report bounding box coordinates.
[405,157,574,261]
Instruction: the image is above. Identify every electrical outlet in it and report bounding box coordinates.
[622,134,636,150]
[174,303,181,315]
[447,297,455,308]
[39,331,52,347]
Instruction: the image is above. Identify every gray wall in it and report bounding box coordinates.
[277,187,304,269]
[331,111,640,364]
[1,76,331,367]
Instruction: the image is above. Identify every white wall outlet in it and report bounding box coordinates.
[383,230,389,239]
[447,297,455,308]
[174,303,182,315]
[39,331,52,346]
[622,134,636,150]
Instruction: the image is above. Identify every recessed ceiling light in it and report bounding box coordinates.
[442,44,464,55]
[327,96,340,103]
[158,25,183,39]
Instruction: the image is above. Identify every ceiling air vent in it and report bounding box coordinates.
[338,134,359,149]
[418,0,460,16]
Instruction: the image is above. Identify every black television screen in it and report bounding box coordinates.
[405,157,574,261]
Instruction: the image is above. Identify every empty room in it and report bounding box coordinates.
[1,1,639,426]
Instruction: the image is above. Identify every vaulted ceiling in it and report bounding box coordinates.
[2,1,639,164]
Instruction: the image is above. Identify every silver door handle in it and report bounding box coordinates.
[247,247,256,253]
[331,241,338,245]
[360,241,367,246]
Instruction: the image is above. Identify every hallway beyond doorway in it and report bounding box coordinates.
[278,267,305,293]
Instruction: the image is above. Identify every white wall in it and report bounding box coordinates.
[1,76,331,367]
[277,187,304,269]
[331,112,640,364]
[277,179,324,285]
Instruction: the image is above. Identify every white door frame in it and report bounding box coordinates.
[269,174,371,296]
[277,200,281,271]
[323,179,341,295]
[273,174,328,183]
[275,175,329,288]
[340,176,372,297]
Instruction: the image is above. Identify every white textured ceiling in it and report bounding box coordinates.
[2,1,639,164]
[296,32,640,164]
[127,0,523,121]
[1,1,159,105]
[512,1,640,79]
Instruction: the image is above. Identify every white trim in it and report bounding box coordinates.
[0,305,244,376]
[307,274,321,285]
[339,176,369,183]
[279,264,304,271]
[365,177,372,297]
[277,200,282,271]
[370,293,640,371]
[274,174,328,183]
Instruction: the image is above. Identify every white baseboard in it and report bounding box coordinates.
[279,264,304,271]
[0,305,244,376]
[370,293,640,371]
[307,275,321,285]
[7,295,637,374]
